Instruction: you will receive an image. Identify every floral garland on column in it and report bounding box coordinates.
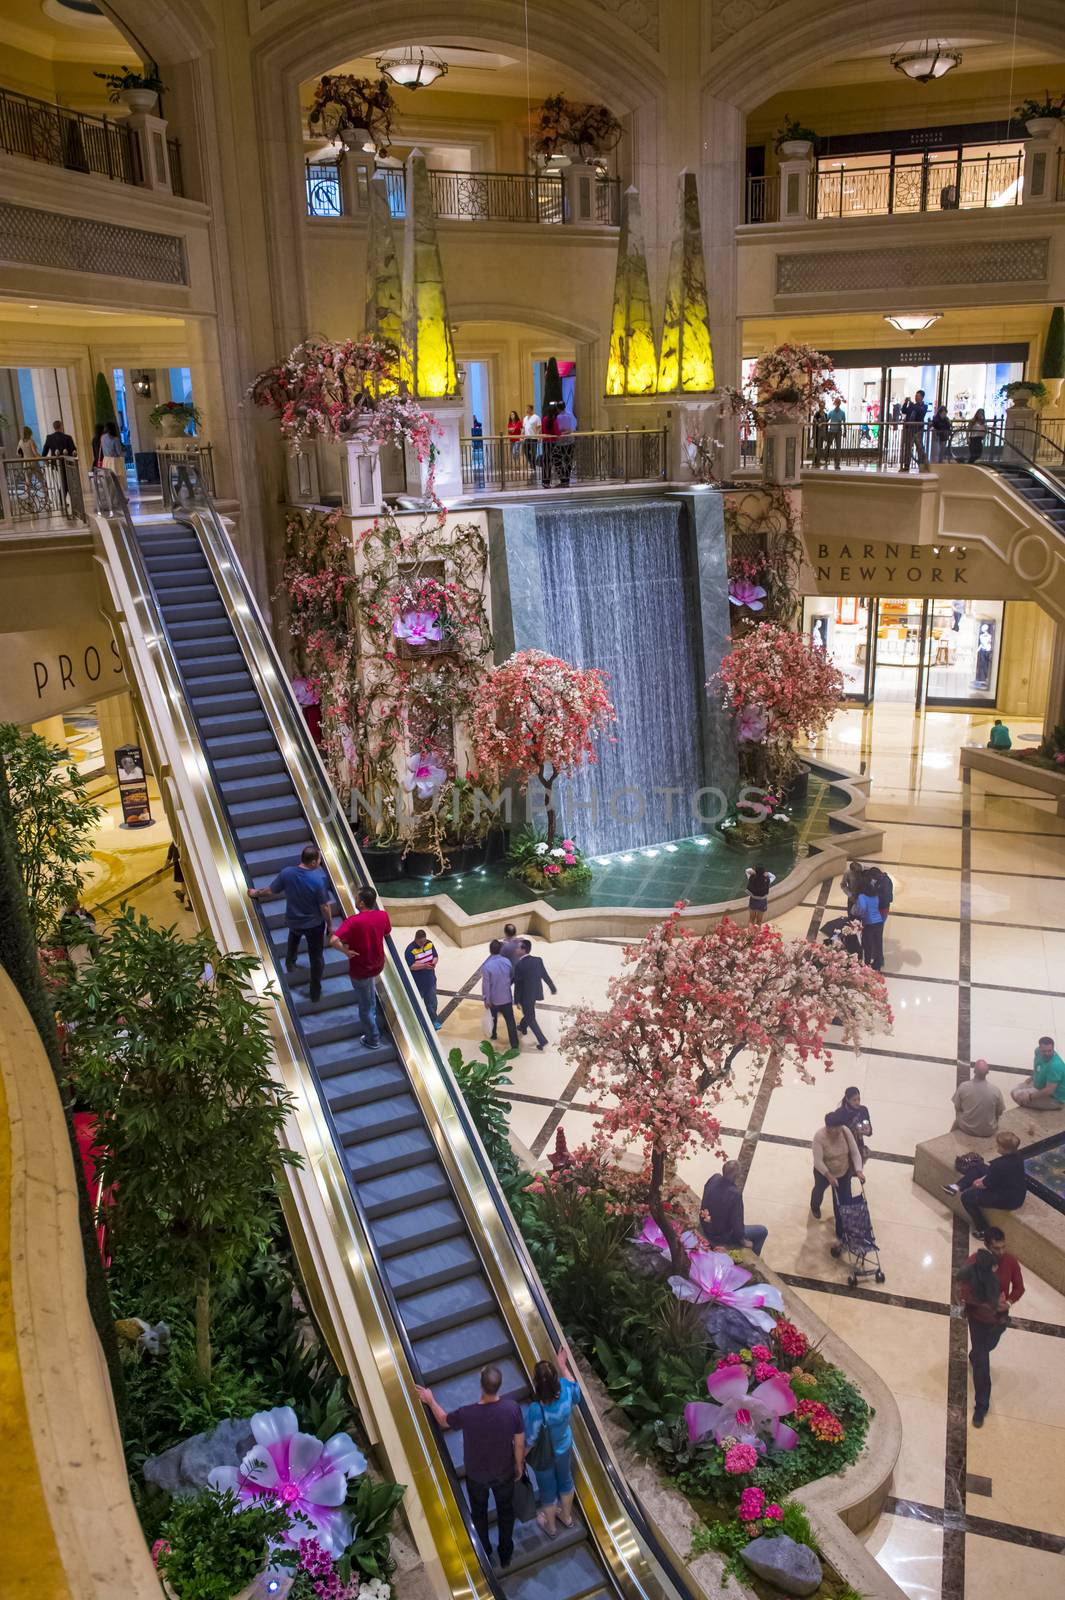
[723,486,804,630]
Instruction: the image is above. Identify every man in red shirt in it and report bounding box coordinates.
[331,886,392,1048]
[954,1226,1024,1427]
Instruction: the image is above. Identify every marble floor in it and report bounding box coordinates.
[429,701,1065,1600]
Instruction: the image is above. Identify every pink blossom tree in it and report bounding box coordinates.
[471,648,616,846]
[563,912,892,1272]
[711,621,844,791]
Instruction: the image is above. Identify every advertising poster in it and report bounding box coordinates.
[115,743,153,827]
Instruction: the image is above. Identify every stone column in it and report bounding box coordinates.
[422,399,464,504]
[701,96,745,475]
[562,160,600,225]
[1044,621,1065,739]
[124,112,173,194]
[341,436,383,518]
[762,409,804,486]
[776,153,815,222]
[340,150,375,216]
[1021,124,1064,207]
[1003,402,1040,464]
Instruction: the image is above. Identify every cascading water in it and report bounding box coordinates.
[535,499,705,856]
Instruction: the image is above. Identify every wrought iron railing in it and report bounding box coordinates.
[459,428,667,491]
[159,443,215,508]
[306,159,621,225]
[745,151,1023,223]
[1,455,85,525]
[794,417,1015,471]
[0,84,184,195]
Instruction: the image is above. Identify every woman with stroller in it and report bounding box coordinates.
[811,1110,865,1238]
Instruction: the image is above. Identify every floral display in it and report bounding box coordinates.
[291,1537,366,1600]
[738,1486,784,1524]
[711,620,845,791]
[208,1406,367,1557]
[402,752,446,799]
[668,1249,785,1333]
[392,609,443,647]
[249,336,440,493]
[472,649,616,848]
[723,487,805,629]
[505,825,595,894]
[148,398,202,430]
[307,73,396,154]
[728,573,767,611]
[533,93,623,160]
[685,1362,798,1450]
[723,1441,759,1475]
[795,1398,846,1444]
[633,1215,702,1259]
[725,342,840,426]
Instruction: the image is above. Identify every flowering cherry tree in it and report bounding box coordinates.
[712,621,844,789]
[471,648,616,846]
[563,912,891,1271]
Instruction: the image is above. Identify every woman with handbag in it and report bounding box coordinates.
[523,1348,580,1537]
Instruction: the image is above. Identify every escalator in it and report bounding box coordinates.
[90,471,696,1600]
[987,431,1065,538]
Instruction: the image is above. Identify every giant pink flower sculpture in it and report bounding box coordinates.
[633,1215,701,1260]
[208,1406,367,1557]
[393,609,443,646]
[667,1249,784,1333]
[402,752,446,798]
[685,1365,798,1452]
[729,579,767,612]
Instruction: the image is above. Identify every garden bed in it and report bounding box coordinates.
[959,744,1065,813]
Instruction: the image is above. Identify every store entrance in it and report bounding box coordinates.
[803,596,1005,707]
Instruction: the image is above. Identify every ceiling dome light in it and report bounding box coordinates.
[890,40,963,83]
[884,312,943,333]
[376,46,448,90]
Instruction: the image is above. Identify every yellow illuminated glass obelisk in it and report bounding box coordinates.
[400,149,457,398]
[657,169,715,393]
[365,171,402,392]
[604,186,658,396]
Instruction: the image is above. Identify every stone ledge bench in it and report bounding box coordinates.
[913,1105,1065,1295]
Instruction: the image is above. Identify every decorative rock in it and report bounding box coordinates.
[704,1304,762,1353]
[740,1534,823,1596]
[144,1417,255,1499]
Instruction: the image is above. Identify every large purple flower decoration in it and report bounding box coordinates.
[736,704,768,744]
[685,1365,798,1452]
[402,752,446,799]
[667,1249,784,1333]
[633,1215,701,1259]
[208,1406,367,1556]
[729,579,767,612]
[393,609,442,646]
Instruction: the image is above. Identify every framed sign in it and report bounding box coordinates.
[115,743,153,827]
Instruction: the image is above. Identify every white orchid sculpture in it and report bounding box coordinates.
[685,1364,798,1451]
[208,1406,367,1557]
[667,1247,784,1333]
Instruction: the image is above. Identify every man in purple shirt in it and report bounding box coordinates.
[417,1365,525,1568]
[482,938,519,1049]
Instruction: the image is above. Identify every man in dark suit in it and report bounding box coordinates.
[513,937,556,1051]
[42,420,77,456]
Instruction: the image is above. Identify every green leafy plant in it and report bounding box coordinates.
[689,1518,750,1587]
[1014,91,1065,123]
[778,1497,818,1550]
[344,1475,406,1579]
[999,378,1050,408]
[149,398,202,429]
[94,64,165,102]
[1041,307,1065,381]
[448,1040,516,1163]
[506,825,593,894]
[94,370,119,430]
[775,115,817,149]
[62,912,302,1381]
[0,724,102,943]
[155,1488,292,1600]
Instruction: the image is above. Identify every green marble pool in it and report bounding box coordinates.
[378,772,856,914]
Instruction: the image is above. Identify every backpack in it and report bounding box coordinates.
[526,1402,556,1471]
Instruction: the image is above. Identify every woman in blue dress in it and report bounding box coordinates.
[523,1347,580,1536]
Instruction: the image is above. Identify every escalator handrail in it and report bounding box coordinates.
[88,470,501,1600]
[160,466,704,1600]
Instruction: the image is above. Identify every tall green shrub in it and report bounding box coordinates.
[1042,306,1065,380]
[543,355,564,409]
[0,752,125,1412]
[62,911,302,1381]
[94,369,119,428]
[0,724,102,943]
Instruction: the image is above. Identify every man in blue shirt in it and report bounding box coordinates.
[854,882,885,971]
[248,843,334,1001]
[825,400,846,469]
[482,938,518,1048]
[404,928,442,1029]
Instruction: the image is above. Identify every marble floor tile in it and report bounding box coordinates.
[970,925,1054,991]
[962,1534,1065,1600]
[970,871,1065,930]
[964,1412,1065,1538]
[882,916,961,982]
[869,824,964,870]
[798,1291,949,1406]
[863,1509,944,1599]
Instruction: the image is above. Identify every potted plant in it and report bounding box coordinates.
[999,378,1050,410]
[774,116,817,158]
[149,399,202,437]
[533,94,622,164]
[308,74,395,156]
[1014,91,1065,138]
[94,64,165,112]
[153,1488,293,1600]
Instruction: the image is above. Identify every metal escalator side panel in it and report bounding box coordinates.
[170,503,699,1600]
[88,506,495,1600]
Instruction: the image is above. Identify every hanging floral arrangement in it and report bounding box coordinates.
[725,343,840,427]
[307,73,396,154]
[533,94,623,161]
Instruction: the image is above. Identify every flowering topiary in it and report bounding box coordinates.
[711,621,844,791]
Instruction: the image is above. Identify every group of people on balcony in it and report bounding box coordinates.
[811,393,989,470]
[502,401,578,487]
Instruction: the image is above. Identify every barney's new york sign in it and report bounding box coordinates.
[804,538,1029,599]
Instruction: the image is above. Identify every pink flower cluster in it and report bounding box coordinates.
[725,341,841,426]
[773,1319,810,1361]
[796,1399,845,1443]
[296,1537,360,1600]
[737,1487,784,1523]
[724,1442,759,1475]
[712,622,845,750]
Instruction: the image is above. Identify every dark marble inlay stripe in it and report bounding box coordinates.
[884,1496,1065,1553]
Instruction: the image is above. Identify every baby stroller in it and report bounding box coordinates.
[830,1193,885,1288]
[821,914,862,957]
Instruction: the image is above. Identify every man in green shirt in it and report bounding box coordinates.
[987,720,1011,750]
[1012,1036,1065,1109]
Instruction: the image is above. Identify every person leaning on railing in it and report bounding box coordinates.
[967,409,987,464]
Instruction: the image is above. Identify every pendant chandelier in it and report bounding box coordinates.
[376,46,448,90]
[890,40,963,83]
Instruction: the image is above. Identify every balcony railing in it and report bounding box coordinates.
[745,151,1024,224]
[1,455,85,525]
[306,160,621,226]
[460,428,667,492]
[0,83,183,195]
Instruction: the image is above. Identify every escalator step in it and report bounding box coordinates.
[193,690,262,718]
[155,584,219,606]
[293,975,360,1015]
[412,1312,512,1383]
[356,1161,453,1219]
[309,1037,397,1075]
[213,749,287,776]
[143,553,207,574]
[500,1545,603,1600]
[477,1511,588,1572]
[301,1006,370,1047]
[386,1234,481,1296]
[396,1272,495,1335]
[322,1061,409,1111]
[175,635,245,660]
[164,602,228,624]
[204,730,276,757]
[168,618,231,642]
[148,566,211,589]
[229,794,304,826]
[280,950,348,987]
[237,816,314,848]
[220,772,295,802]
[244,843,309,874]
[201,711,270,737]
[348,1124,436,1181]
[181,652,247,678]
[184,666,250,692]
[373,1198,465,1261]
[335,1093,422,1145]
